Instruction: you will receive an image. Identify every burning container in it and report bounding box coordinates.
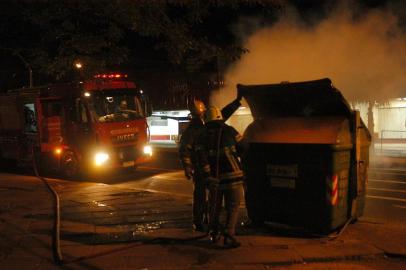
[239,78,371,234]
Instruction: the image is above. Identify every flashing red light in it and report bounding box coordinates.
[94,73,127,79]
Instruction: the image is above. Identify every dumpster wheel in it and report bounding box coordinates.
[305,217,354,240]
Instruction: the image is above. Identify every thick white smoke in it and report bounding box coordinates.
[211,6,406,108]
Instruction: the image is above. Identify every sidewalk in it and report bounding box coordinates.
[0,173,405,269]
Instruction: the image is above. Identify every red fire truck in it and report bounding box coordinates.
[0,73,153,177]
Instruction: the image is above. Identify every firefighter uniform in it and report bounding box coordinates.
[179,98,241,231]
[179,116,206,231]
[195,106,244,248]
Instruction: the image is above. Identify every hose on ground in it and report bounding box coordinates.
[32,147,64,264]
[31,147,210,265]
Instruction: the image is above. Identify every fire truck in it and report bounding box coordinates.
[0,73,153,177]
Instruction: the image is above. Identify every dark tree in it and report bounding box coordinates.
[0,0,281,83]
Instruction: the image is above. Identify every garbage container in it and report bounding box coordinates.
[239,78,371,234]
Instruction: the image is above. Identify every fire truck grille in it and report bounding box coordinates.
[116,146,138,162]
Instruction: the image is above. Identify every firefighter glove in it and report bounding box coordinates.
[184,166,194,180]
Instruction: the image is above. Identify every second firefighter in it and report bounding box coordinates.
[195,106,245,248]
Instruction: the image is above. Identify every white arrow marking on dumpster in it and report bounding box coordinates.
[366,195,406,203]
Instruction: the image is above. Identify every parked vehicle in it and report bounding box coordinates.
[0,73,153,177]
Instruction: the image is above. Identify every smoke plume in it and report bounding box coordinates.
[211,5,406,108]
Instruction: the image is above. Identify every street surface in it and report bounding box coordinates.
[113,149,406,226]
[367,168,406,223]
[0,147,405,269]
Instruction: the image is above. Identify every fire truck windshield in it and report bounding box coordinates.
[89,89,144,123]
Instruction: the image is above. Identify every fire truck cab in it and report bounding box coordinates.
[0,73,153,177]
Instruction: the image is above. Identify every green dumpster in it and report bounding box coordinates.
[239,78,371,234]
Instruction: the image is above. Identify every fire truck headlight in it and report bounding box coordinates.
[94,152,109,166]
[143,145,153,156]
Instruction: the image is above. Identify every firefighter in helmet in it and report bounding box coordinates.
[179,94,242,232]
[195,106,244,248]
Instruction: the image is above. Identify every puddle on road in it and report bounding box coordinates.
[110,191,151,197]
[92,200,107,207]
[64,221,170,244]
[131,221,167,233]
[96,221,171,242]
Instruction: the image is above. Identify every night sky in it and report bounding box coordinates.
[0,0,404,109]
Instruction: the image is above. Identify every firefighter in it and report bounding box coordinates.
[195,106,244,248]
[119,100,128,111]
[179,94,241,232]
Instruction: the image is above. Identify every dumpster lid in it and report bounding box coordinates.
[237,78,353,119]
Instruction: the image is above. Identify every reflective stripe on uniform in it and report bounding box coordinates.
[182,157,192,165]
[208,146,237,156]
[185,144,193,150]
[219,170,244,179]
[218,179,244,190]
[225,150,239,172]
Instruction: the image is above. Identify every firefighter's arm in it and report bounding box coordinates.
[181,156,194,180]
[221,97,242,122]
[179,130,194,179]
[194,133,212,177]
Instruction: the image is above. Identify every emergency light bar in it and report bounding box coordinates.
[94,73,128,79]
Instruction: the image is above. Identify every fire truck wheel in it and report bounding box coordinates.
[0,152,16,170]
[33,150,47,175]
[61,151,79,179]
[123,165,138,174]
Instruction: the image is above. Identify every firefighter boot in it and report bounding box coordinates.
[223,233,240,249]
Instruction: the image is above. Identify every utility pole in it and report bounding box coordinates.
[368,100,375,155]
[14,51,33,88]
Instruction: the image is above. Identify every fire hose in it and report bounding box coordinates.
[32,147,208,265]
[31,147,63,264]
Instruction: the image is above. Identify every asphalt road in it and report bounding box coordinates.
[109,149,406,225]
[0,148,405,269]
[366,168,406,223]
[2,148,405,224]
